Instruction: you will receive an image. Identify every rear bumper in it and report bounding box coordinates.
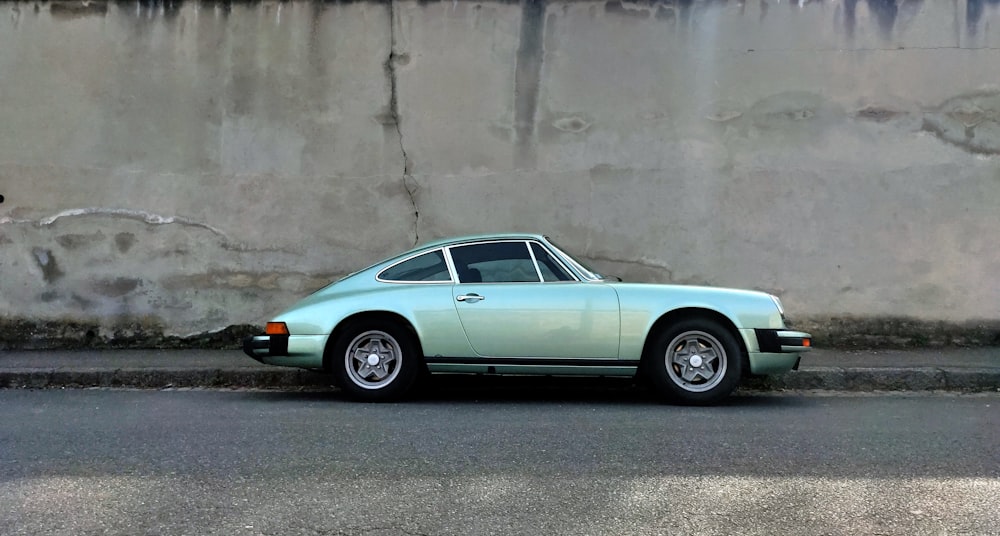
[242,334,327,369]
[243,334,289,362]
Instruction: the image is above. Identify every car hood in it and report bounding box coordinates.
[607,282,773,300]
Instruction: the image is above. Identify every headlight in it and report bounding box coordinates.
[769,295,785,317]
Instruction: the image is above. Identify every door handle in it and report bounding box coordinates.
[456,294,485,303]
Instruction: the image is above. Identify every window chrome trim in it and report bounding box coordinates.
[526,242,545,282]
[445,239,580,284]
[528,240,578,282]
[442,238,583,285]
[446,240,540,284]
[443,246,459,283]
[376,239,586,285]
[375,247,455,284]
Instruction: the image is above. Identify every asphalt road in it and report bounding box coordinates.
[2,389,998,535]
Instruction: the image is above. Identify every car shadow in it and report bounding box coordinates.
[412,374,652,404]
[238,375,812,408]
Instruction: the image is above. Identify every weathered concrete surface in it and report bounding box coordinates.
[1,1,999,347]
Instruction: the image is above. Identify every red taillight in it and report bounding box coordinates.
[265,322,289,335]
[803,338,811,348]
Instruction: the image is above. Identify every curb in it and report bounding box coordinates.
[744,367,1000,392]
[0,368,333,390]
[2,367,999,393]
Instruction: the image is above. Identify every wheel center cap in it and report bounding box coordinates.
[690,355,704,368]
[367,354,380,366]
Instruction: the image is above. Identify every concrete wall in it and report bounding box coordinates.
[1,0,999,348]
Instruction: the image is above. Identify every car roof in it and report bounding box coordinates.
[414,233,547,250]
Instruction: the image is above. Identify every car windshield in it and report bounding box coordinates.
[545,238,604,281]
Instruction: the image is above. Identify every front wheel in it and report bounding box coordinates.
[331,321,420,402]
[643,319,743,405]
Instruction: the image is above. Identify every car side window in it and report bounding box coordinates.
[378,250,451,282]
[450,242,541,283]
[530,243,574,282]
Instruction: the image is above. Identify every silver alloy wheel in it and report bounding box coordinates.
[344,330,402,390]
[664,330,728,393]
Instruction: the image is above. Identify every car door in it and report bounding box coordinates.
[448,240,620,358]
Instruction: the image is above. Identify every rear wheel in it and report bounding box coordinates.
[644,319,743,405]
[332,320,420,402]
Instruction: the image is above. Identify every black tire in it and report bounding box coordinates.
[331,320,421,402]
[643,318,743,405]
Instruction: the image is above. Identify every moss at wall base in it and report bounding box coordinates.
[792,316,1000,349]
[2,316,999,350]
[0,317,258,350]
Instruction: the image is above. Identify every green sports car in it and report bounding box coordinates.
[244,233,810,404]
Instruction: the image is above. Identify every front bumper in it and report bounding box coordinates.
[754,329,812,353]
[745,329,812,375]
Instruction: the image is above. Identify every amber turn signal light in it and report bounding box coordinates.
[265,322,289,335]
[803,338,811,347]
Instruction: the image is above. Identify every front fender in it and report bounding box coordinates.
[610,283,784,359]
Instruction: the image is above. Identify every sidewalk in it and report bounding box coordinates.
[1,347,998,392]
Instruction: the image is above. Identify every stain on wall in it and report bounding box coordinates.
[114,232,136,253]
[31,248,64,284]
[513,0,547,169]
[49,0,109,20]
[56,232,105,250]
[922,91,1000,155]
[92,277,142,298]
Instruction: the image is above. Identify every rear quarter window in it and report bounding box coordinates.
[378,250,451,282]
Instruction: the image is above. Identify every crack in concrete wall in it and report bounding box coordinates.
[586,254,674,279]
[384,0,419,246]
